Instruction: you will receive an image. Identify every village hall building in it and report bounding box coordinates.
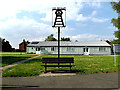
[26,41,111,55]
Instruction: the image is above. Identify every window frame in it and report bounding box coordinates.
[67,47,74,52]
[99,47,106,52]
[51,47,55,51]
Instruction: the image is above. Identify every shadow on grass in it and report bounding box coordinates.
[2,55,37,67]
[44,69,86,74]
[2,56,27,66]
[2,85,40,88]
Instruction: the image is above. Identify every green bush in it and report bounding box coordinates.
[15,49,25,52]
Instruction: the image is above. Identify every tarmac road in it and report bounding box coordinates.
[1,72,119,89]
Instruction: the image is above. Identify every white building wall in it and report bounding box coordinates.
[26,46,111,55]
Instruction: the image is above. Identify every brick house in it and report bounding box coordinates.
[105,40,111,45]
[19,39,30,51]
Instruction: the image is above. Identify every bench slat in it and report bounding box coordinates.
[42,61,74,63]
[42,57,74,63]
[41,65,75,67]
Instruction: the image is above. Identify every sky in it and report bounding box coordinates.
[0,0,118,49]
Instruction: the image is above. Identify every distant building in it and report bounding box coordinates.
[26,41,111,55]
[105,40,111,45]
[19,39,30,51]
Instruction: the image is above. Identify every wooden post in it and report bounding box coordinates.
[70,63,71,71]
[45,63,47,72]
[58,27,60,67]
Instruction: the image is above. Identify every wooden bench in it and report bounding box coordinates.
[41,57,75,72]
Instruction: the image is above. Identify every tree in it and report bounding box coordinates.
[61,37,71,41]
[45,34,57,41]
[45,34,71,41]
[111,1,120,43]
[0,37,13,52]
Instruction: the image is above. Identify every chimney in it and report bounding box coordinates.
[23,39,25,42]
[105,40,111,45]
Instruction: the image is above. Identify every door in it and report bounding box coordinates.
[36,48,40,54]
[83,48,89,55]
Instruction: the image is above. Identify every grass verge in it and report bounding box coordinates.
[2,55,119,77]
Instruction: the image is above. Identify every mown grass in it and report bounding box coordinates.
[2,55,119,77]
[1,52,25,53]
[1,54,37,66]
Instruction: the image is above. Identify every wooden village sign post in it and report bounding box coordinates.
[52,7,66,65]
[41,7,75,72]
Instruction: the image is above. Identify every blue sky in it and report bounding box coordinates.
[0,0,118,48]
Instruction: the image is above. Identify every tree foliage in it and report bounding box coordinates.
[61,37,71,41]
[45,34,57,41]
[111,1,120,43]
[0,37,14,52]
[45,34,71,41]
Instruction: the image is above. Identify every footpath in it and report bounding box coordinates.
[1,55,41,70]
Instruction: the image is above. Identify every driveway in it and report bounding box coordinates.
[1,72,119,89]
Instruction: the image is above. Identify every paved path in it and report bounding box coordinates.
[1,72,119,89]
[1,55,41,70]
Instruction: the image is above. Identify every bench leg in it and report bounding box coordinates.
[70,67,71,71]
[70,63,71,71]
[45,67,47,72]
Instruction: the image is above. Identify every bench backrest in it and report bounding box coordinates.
[42,57,74,63]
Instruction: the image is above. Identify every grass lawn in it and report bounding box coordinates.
[0,52,26,54]
[2,55,119,77]
[1,54,37,67]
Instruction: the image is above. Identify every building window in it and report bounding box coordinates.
[83,48,88,52]
[36,48,40,51]
[38,48,40,51]
[51,47,54,51]
[41,47,45,50]
[99,47,106,52]
[32,47,33,49]
[67,47,74,52]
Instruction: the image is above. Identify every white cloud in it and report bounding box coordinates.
[40,10,52,22]
[70,33,115,41]
[41,0,83,22]
[91,17,109,23]
[0,0,115,49]
[0,18,55,48]
[75,10,109,23]
[91,11,97,16]
[0,0,117,21]
[107,26,118,30]
[76,13,109,23]
[75,23,87,27]
[81,0,118,2]
[0,0,105,23]
[31,38,45,41]
[76,14,89,21]
[0,0,83,21]
[87,2,101,8]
